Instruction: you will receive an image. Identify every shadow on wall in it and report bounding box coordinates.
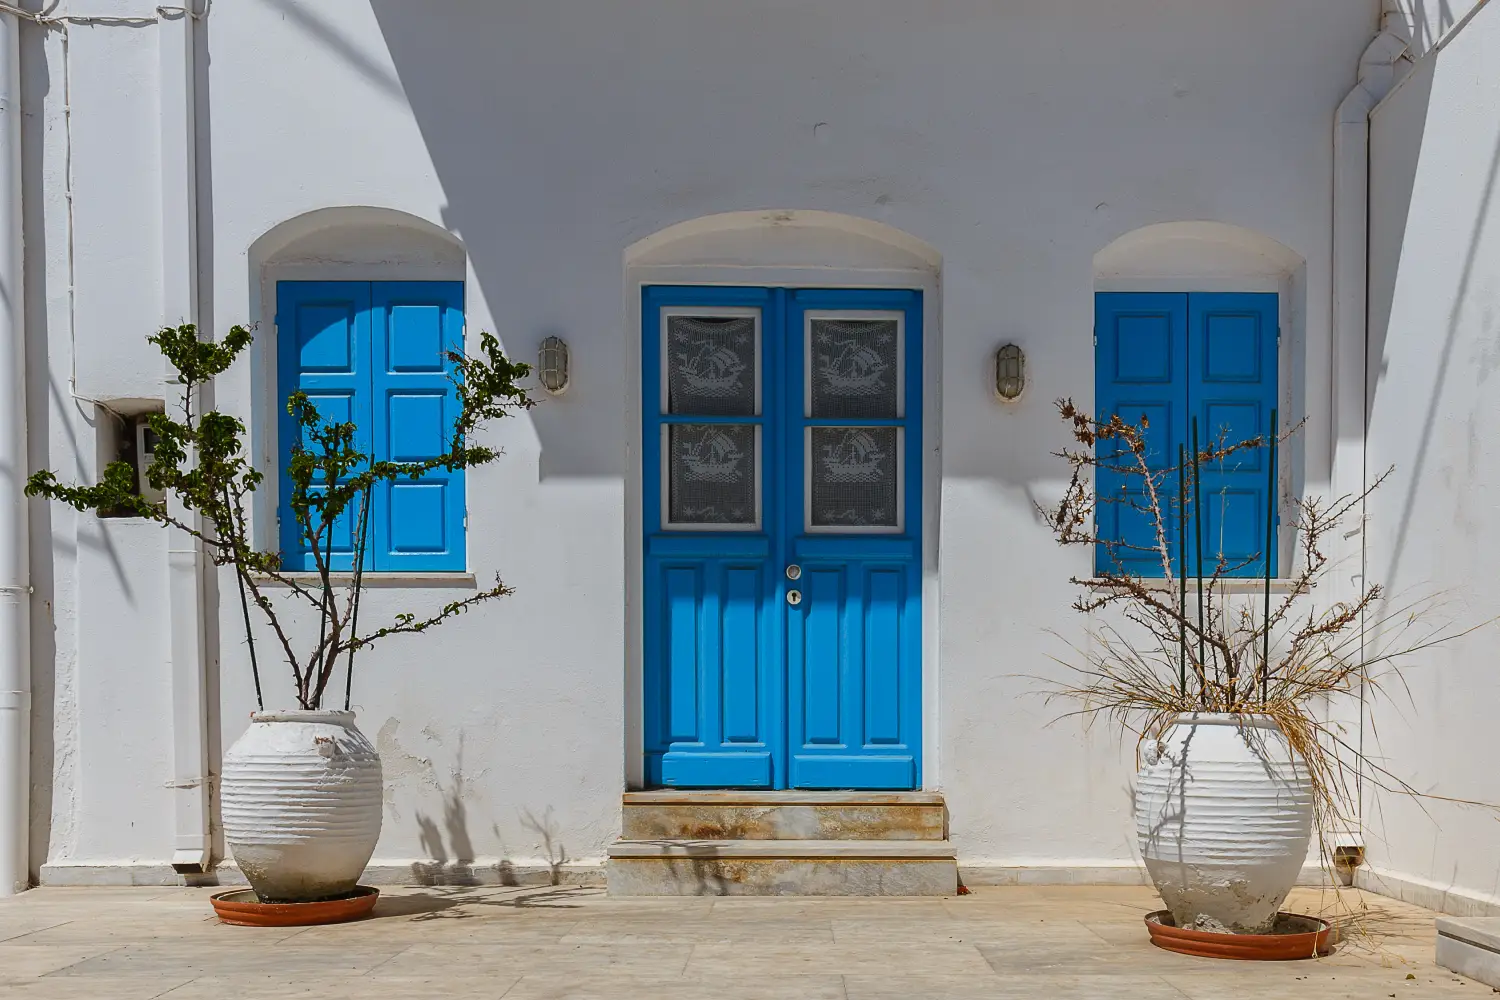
[18,20,139,880]
[293,0,631,480]
[1405,0,1463,53]
[1367,56,1500,592]
[408,734,571,887]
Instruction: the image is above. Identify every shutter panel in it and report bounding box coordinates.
[1094,293,1188,578]
[1187,292,1279,578]
[370,282,467,572]
[277,282,374,572]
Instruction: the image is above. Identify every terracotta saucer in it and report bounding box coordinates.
[1144,910,1334,960]
[211,886,380,927]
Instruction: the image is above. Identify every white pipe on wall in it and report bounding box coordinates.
[159,5,211,876]
[0,8,31,897]
[1329,18,1409,842]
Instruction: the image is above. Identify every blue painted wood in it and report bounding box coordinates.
[1188,293,1279,577]
[791,537,918,560]
[790,755,914,790]
[277,281,465,573]
[642,286,923,789]
[1094,292,1279,579]
[644,286,780,789]
[277,281,374,572]
[661,751,773,788]
[647,534,771,558]
[664,566,701,742]
[370,282,466,572]
[781,289,922,790]
[1094,292,1188,578]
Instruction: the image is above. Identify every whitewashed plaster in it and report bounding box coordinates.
[19,0,1393,879]
[1364,0,1500,915]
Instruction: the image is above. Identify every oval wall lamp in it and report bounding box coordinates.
[538,335,570,395]
[994,343,1025,401]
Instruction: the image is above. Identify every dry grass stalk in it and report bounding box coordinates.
[1040,398,1490,893]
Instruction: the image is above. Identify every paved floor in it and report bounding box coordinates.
[0,884,1485,998]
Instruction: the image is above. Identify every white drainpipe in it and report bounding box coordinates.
[0,8,31,897]
[160,5,211,876]
[1330,12,1409,841]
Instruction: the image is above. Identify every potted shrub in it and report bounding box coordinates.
[1040,400,1472,947]
[27,324,534,905]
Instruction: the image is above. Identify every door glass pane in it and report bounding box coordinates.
[668,423,759,526]
[809,318,900,418]
[809,426,899,529]
[666,315,758,416]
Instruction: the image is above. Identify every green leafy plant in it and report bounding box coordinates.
[27,324,536,711]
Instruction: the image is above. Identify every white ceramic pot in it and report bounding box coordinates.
[1135,713,1314,933]
[221,710,383,902]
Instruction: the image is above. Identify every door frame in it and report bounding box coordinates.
[624,253,942,792]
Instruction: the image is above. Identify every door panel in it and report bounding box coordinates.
[784,290,922,789]
[643,286,921,790]
[644,287,780,788]
[1187,292,1279,577]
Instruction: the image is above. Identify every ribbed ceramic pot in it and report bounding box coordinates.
[1136,713,1314,934]
[221,711,383,903]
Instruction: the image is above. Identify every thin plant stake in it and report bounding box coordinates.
[1192,417,1205,701]
[344,485,372,712]
[1262,408,1278,706]
[234,565,264,712]
[1178,442,1188,699]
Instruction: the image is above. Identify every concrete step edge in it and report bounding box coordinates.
[1438,916,1500,953]
[607,839,957,860]
[622,791,945,806]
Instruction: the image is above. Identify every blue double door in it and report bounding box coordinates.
[643,287,923,790]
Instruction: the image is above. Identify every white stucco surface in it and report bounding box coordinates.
[15,0,1415,881]
[1365,0,1500,916]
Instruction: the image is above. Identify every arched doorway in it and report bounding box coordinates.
[624,212,941,790]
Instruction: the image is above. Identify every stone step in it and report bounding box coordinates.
[620,790,946,842]
[1437,917,1500,989]
[606,838,957,896]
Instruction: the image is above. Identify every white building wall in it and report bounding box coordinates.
[22,0,1388,880]
[1392,0,1493,55]
[1364,0,1500,916]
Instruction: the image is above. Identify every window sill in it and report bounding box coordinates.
[252,572,478,589]
[1083,578,1303,594]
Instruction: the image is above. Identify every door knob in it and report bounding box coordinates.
[786,590,802,606]
[786,565,801,580]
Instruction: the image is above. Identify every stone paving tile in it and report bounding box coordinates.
[559,915,835,945]
[0,942,127,977]
[8,916,297,945]
[977,938,1148,975]
[156,974,520,999]
[45,943,402,978]
[0,976,193,999]
[684,939,994,977]
[0,915,73,943]
[1163,968,1479,999]
[830,916,979,944]
[278,914,581,945]
[375,942,690,978]
[708,897,952,920]
[500,973,847,1000]
[0,884,1488,998]
[843,973,1191,999]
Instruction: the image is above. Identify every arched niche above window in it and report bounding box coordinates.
[1094,221,1304,293]
[250,206,465,282]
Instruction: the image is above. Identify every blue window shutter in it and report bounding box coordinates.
[1094,293,1188,578]
[277,282,374,573]
[1187,292,1279,578]
[369,282,466,572]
